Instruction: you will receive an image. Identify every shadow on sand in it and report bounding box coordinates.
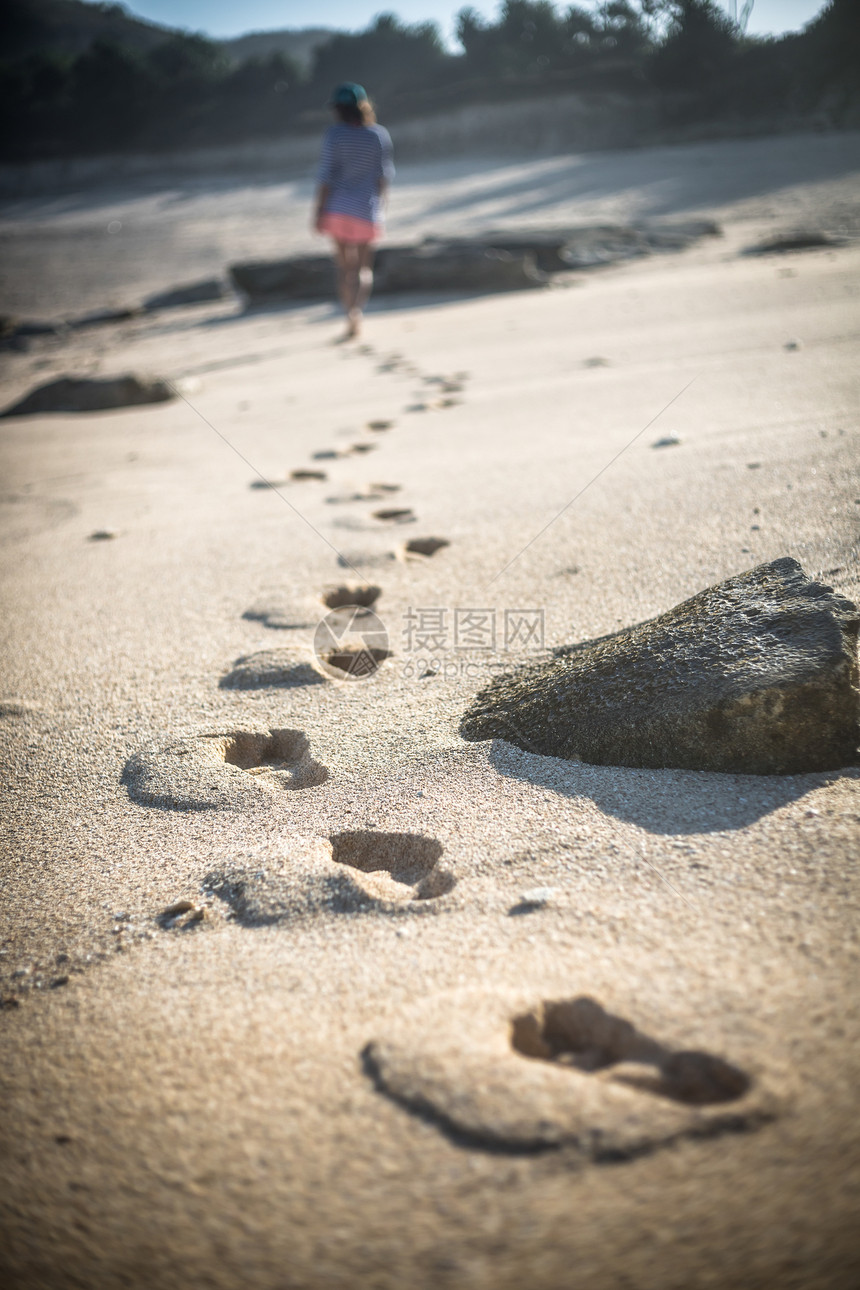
[487,738,855,835]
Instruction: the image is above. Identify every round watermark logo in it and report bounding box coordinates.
[313,607,391,681]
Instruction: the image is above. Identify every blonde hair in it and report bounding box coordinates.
[335,99,376,126]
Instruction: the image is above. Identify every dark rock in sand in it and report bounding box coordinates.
[68,307,141,330]
[144,279,226,310]
[230,257,335,303]
[230,245,544,303]
[1,374,174,417]
[431,221,721,273]
[0,318,61,350]
[460,558,859,775]
[374,243,546,293]
[229,224,720,305]
[432,227,647,273]
[744,231,844,256]
[13,320,64,337]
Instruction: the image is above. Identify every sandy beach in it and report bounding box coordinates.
[1,129,859,1289]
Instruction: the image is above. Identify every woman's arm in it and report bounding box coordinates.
[314,127,335,233]
[313,182,330,233]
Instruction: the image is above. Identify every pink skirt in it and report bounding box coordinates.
[319,212,381,244]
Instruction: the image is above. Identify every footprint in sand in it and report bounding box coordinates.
[367,419,395,432]
[401,537,450,559]
[373,507,416,525]
[317,643,392,680]
[205,831,455,925]
[0,699,47,719]
[337,549,397,570]
[326,484,402,505]
[363,992,779,1156]
[220,649,326,690]
[243,597,316,630]
[424,376,465,394]
[330,831,456,905]
[122,728,328,811]
[290,469,328,481]
[321,583,381,611]
[510,998,750,1105]
[314,593,392,680]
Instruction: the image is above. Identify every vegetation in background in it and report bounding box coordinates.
[0,0,857,162]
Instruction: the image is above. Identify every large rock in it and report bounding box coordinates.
[229,224,720,305]
[743,230,844,256]
[1,374,174,417]
[426,227,649,273]
[373,243,546,293]
[230,256,335,302]
[460,558,859,775]
[422,221,721,273]
[68,307,140,330]
[143,279,226,310]
[229,244,545,303]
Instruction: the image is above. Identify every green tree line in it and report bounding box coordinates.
[1,0,857,162]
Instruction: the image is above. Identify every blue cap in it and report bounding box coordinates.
[330,82,367,107]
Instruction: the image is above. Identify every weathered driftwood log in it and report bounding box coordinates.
[460,558,859,775]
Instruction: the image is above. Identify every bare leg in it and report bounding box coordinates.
[355,243,375,321]
[333,241,376,339]
[333,242,358,319]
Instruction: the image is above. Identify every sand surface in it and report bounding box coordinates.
[1,131,859,1289]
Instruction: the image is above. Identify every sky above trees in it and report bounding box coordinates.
[123,1,829,46]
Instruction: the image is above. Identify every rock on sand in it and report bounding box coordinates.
[460,558,859,775]
[1,374,174,417]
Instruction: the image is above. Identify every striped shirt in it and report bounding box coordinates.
[317,123,394,225]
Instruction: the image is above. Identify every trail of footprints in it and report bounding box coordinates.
[115,340,764,1160]
[252,343,466,560]
[239,342,460,683]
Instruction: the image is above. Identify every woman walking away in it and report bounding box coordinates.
[313,83,394,341]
